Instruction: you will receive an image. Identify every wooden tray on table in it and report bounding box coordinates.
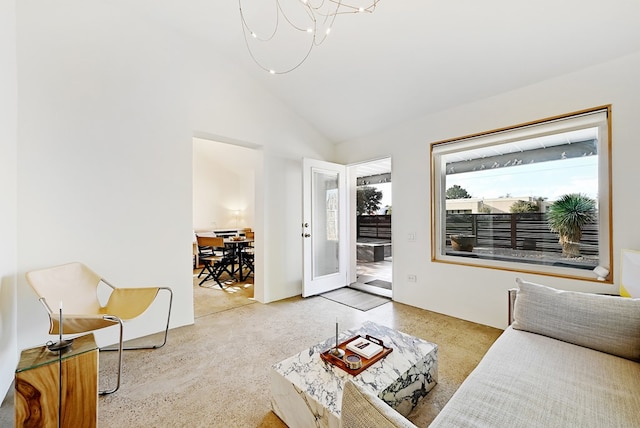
[320,335,393,376]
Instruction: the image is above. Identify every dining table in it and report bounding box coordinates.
[223,237,254,281]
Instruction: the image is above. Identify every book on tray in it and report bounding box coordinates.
[345,337,384,359]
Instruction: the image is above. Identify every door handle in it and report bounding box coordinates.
[303,233,311,238]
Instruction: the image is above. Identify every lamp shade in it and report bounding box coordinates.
[620,249,640,297]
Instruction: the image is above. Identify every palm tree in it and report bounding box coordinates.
[547,193,597,257]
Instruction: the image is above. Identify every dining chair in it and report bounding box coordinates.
[195,237,216,279]
[196,235,235,287]
[242,231,255,278]
[25,262,173,395]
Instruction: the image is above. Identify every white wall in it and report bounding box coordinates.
[336,51,640,329]
[192,138,256,231]
[182,39,333,303]
[15,0,333,363]
[0,0,18,401]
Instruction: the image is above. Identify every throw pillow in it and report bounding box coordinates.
[512,278,640,361]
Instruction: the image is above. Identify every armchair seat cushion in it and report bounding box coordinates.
[106,287,160,320]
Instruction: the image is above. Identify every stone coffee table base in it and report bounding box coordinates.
[271,321,438,428]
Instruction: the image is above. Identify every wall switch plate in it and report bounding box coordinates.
[407,274,417,282]
[408,233,416,242]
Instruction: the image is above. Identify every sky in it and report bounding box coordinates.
[361,155,597,213]
[445,155,598,201]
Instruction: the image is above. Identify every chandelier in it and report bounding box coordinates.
[239,0,381,74]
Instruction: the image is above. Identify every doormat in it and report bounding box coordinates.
[320,287,391,311]
[365,279,392,290]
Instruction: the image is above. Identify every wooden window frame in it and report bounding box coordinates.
[430,106,613,283]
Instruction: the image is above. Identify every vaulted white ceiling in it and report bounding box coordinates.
[112,0,640,143]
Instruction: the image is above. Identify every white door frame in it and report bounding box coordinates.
[192,133,265,302]
[346,157,393,295]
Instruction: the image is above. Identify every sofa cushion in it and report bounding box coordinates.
[429,327,640,427]
[340,380,417,428]
[513,278,640,361]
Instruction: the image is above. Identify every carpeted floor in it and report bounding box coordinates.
[193,271,255,319]
[1,275,502,427]
[320,287,391,311]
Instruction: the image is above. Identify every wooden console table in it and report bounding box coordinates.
[15,334,98,428]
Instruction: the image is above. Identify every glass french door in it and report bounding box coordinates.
[302,158,348,297]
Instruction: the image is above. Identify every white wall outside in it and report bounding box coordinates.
[336,51,640,329]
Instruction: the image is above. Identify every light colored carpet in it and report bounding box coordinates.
[193,272,255,319]
[321,287,391,311]
[1,276,502,427]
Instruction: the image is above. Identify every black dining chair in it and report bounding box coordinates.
[196,235,236,288]
[241,231,255,279]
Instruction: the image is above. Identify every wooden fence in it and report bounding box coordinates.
[357,215,391,240]
[446,213,599,256]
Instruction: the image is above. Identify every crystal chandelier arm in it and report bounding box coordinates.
[241,28,315,74]
[240,0,316,74]
[326,0,379,15]
[238,0,381,74]
[278,0,316,33]
[239,0,280,41]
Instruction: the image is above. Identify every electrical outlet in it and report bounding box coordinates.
[407,274,417,282]
[408,233,416,242]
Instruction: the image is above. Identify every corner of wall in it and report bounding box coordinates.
[0,0,19,403]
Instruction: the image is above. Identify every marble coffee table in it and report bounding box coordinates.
[270,321,438,428]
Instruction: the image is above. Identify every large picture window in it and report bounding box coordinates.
[431,106,612,282]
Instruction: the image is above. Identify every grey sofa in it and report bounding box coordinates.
[341,278,640,427]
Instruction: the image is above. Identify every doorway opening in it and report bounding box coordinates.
[349,158,392,298]
[192,137,260,318]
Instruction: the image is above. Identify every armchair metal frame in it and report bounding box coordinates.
[97,279,173,395]
[27,262,173,395]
